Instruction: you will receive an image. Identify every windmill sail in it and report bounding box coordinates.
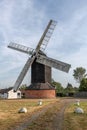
[8,42,34,55]
[35,20,57,53]
[13,56,35,92]
[36,55,71,73]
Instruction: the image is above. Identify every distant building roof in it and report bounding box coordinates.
[0,87,13,94]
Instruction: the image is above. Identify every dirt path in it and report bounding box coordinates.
[52,98,87,130]
[51,98,75,130]
[13,98,75,130]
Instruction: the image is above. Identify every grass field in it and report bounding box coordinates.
[1,98,87,130]
[63,101,87,130]
[0,98,59,130]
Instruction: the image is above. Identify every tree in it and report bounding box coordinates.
[51,80,64,93]
[79,78,87,91]
[64,83,78,96]
[20,84,27,90]
[65,83,73,90]
[64,83,74,93]
[73,67,87,83]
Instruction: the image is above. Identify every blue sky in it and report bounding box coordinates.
[0,0,87,88]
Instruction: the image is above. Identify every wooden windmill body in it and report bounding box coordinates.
[8,20,71,98]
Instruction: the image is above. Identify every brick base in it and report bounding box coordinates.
[22,89,56,98]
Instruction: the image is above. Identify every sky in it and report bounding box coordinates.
[0,0,87,88]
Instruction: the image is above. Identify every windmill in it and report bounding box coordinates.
[8,20,71,98]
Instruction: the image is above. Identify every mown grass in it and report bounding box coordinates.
[0,98,59,130]
[63,101,87,130]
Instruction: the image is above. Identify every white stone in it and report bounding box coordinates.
[38,99,42,105]
[74,107,84,114]
[75,100,80,106]
[18,107,27,113]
